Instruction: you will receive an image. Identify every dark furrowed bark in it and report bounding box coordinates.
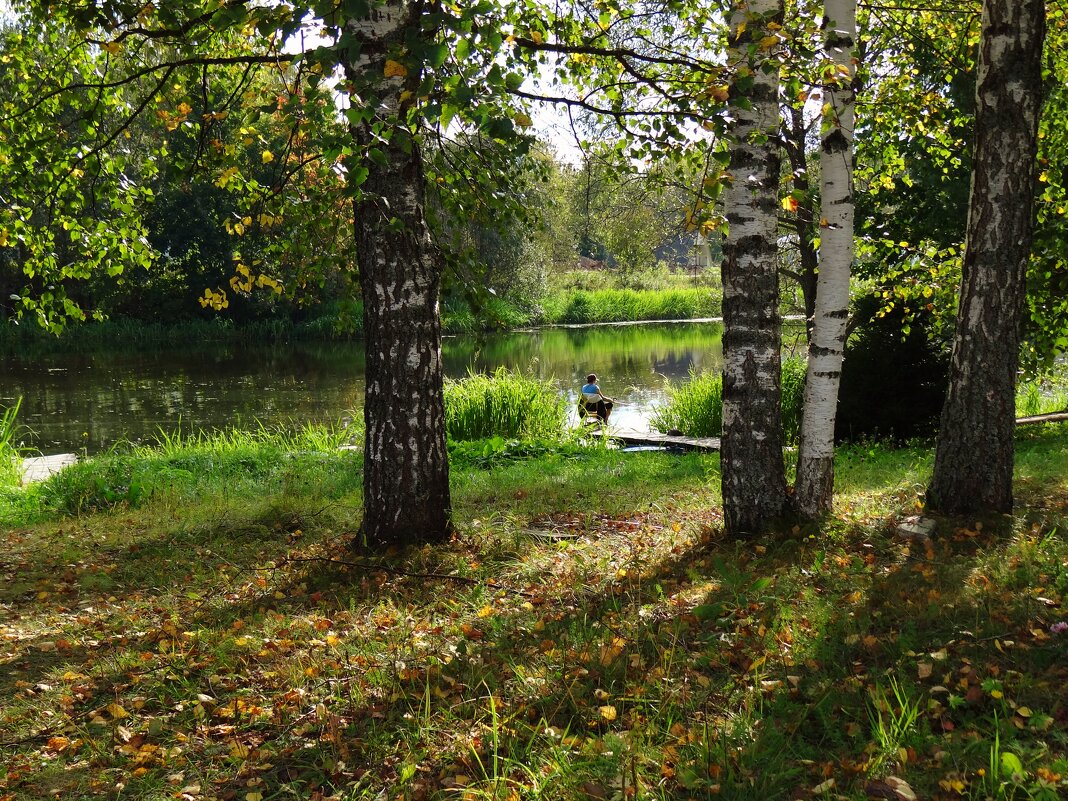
[928,0,1044,515]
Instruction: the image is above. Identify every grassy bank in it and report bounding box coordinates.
[1,278,724,352]
[0,315,362,355]
[2,424,1067,800]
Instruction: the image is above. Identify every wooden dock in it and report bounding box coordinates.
[592,428,721,452]
[20,453,78,485]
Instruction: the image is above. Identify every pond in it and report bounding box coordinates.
[1,321,802,455]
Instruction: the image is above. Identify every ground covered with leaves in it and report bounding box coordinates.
[2,426,1068,800]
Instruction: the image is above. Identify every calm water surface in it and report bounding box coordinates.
[1,322,754,455]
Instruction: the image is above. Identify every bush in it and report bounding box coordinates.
[835,298,950,442]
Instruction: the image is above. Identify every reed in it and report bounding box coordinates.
[444,368,568,441]
[651,356,808,442]
[650,369,723,437]
[0,397,23,487]
[1016,370,1068,417]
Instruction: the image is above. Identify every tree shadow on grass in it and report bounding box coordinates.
[3,467,1067,800]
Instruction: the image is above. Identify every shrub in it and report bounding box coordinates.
[836,298,950,442]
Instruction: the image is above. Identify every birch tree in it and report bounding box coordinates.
[719,0,790,535]
[342,3,450,546]
[928,0,1045,514]
[794,0,856,518]
[2,0,537,547]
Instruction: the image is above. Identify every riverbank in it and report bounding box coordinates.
[1,424,1067,799]
[0,283,731,355]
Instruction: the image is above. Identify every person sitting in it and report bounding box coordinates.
[580,373,614,423]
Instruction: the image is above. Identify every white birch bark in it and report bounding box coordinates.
[343,1,453,546]
[720,0,789,535]
[795,0,856,519]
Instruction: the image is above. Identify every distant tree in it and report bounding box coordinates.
[928,0,1045,514]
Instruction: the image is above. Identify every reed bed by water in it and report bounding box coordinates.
[1016,369,1068,417]
[0,315,360,355]
[444,368,568,441]
[0,397,23,487]
[540,287,721,325]
[651,356,807,442]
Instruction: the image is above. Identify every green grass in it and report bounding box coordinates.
[2,425,1068,800]
[1,422,360,524]
[651,356,807,442]
[444,368,569,441]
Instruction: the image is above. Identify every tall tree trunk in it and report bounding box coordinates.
[795,0,857,519]
[928,0,1044,515]
[720,0,789,536]
[345,2,452,547]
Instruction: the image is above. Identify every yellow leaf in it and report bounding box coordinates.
[759,35,779,49]
[384,59,408,78]
[514,113,533,128]
[102,41,122,55]
[261,150,274,164]
[107,703,129,719]
[599,705,617,721]
[245,793,264,801]
[734,22,747,39]
[530,30,543,44]
[782,196,799,213]
[477,605,494,618]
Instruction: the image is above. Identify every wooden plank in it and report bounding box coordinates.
[1016,410,1068,426]
[592,428,721,452]
[20,453,78,485]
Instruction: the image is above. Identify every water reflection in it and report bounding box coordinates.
[1,322,726,454]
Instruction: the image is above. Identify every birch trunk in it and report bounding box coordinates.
[794,0,856,519]
[344,2,452,547]
[720,0,789,536]
[928,0,1045,515]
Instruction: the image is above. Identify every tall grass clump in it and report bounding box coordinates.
[0,397,24,487]
[651,356,807,442]
[444,368,568,441]
[1016,370,1068,417]
[650,370,723,437]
